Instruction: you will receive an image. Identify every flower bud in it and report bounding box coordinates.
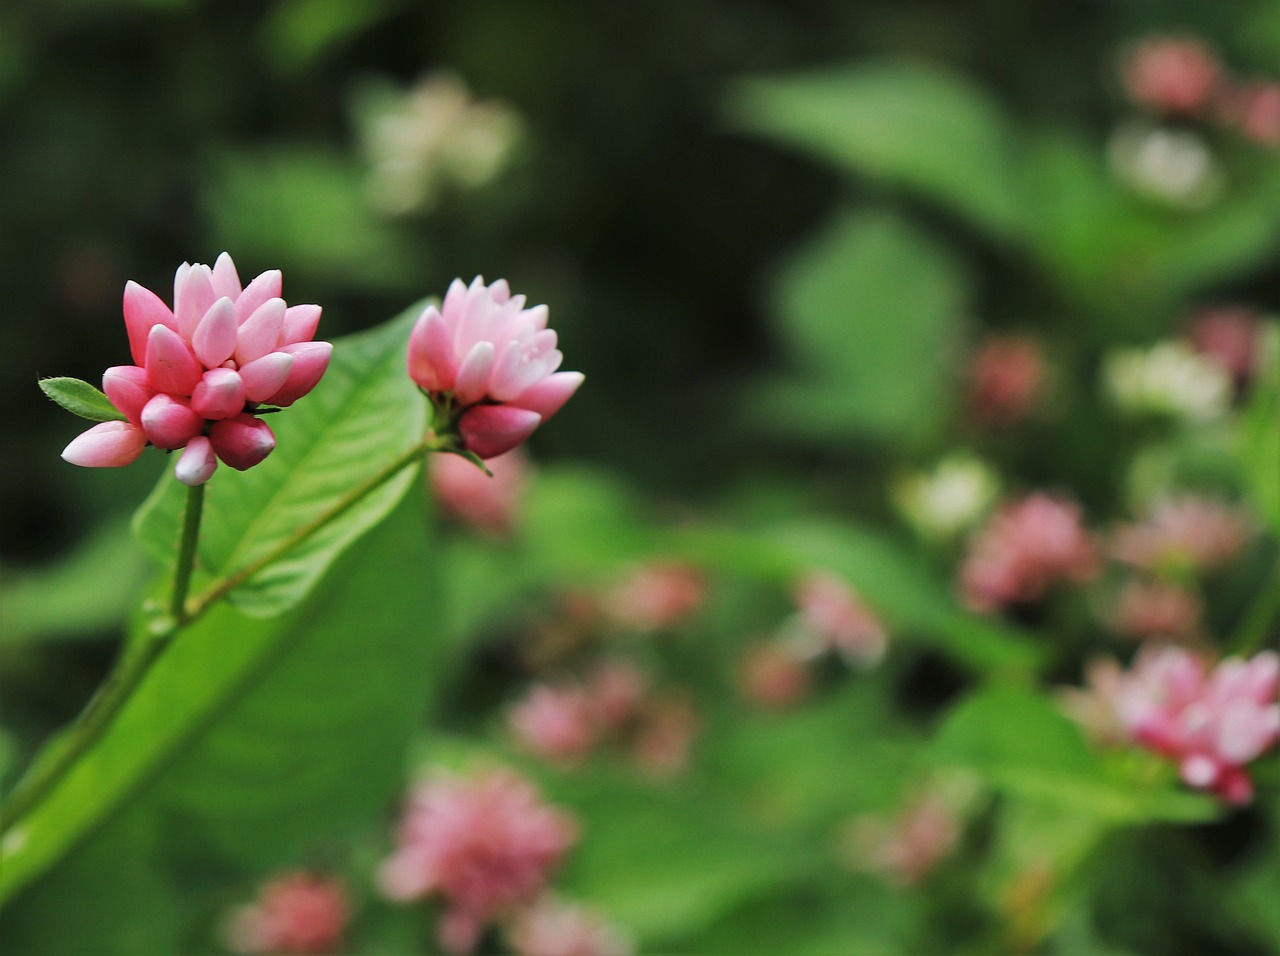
[141,394,204,450]
[459,405,541,460]
[62,421,148,468]
[191,367,246,420]
[210,414,276,470]
[175,435,218,486]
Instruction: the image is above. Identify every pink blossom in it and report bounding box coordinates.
[1119,36,1222,116]
[1228,81,1280,148]
[739,640,810,710]
[507,897,634,956]
[378,767,578,954]
[509,683,600,765]
[1111,577,1202,641]
[61,253,330,485]
[224,871,349,955]
[1116,647,1280,804]
[791,569,889,666]
[960,492,1099,612]
[601,563,706,632]
[1111,495,1251,575]
[843,792,961,887]
[966,334,1047,427]
[407,277,583,459]
[1186,306,1263,389]
[431,447,529,536]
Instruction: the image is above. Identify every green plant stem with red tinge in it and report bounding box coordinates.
[0,433,452,836]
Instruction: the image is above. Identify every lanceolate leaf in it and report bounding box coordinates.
[0,490,440,911]
[132,305,427,618]
[38,377,126,423]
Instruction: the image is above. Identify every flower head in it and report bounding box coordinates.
[432,447,529,536]
[788,569,889,667]
[1119,35,1222,116]
[1116,647,1279,804]
[601,563,706,632]
[508,683,600,766]
[967,335,1046,427]
[224,871,349,955]
[61,253,330,485]
[408,277,582,459]
[507,897,634,956]
[1111,495,1251,576]
[378,767,578,953]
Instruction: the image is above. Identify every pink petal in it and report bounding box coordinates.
[145,324,202,396]
[281,304,322,345]
[191,367,246,420]
[210,252,242,300]
[174,435,217,486]
[459,404,542,459]
[122,281,177,366]
[235,298,287,365]
[512,371,584,420]
[407,307,457,392]
[102,365,154,425]
[140,394,204,450]
[61,421,148,468]
[239,351,295,403]
[235,269,283,323]
[192,297,239,368]
[454,341,496,406]
[174,264,216,341]
[209,414,276,470]
[263,341,332,406]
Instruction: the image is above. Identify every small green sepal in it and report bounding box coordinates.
[39,377,128,423]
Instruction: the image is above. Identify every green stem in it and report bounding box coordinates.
[1,437,437,836]
[171,482,205,622]
[1229,555,1280,657]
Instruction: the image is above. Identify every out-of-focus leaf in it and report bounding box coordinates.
[753,209,968,443]
[37,377,124,423]
[133,309,425,618]
[1240,323,1280,535]
[0,490,437,906]
[0,519,151,645]
[259,0,404,74]
[931,687,1219,823]
[725,60,1023,237]
[207,148,419,290]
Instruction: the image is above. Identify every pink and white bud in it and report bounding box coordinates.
[1111,495,1251,576]
[508,683,599,765]
[507,897,634,956]
[407,277,582,457]
[224,870,349,955]
[144,323,202,397]
[102,365,154,424]
[210,414,276,470]
[140,393,204,450]
[1119,35,1222,116]
[236,298,288,366]
[265,342,333,406]
[239,351,295,404]
[122,280,177,366]
[791,570,889,666]
[601,563,706,632]
[191,296,239,368]
[191,367,246,421]
[61,421,148,468]
[175,436,218,486]
[458,404,542,460]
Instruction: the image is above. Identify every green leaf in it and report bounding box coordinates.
[0,489,439,907]
[38,377,126,423]
[132,307,426,618]
[1240,323,1280,535]
[751,209,968,443]
[725,60,1023,238]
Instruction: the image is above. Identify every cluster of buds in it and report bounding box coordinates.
[507,896,634,956]
[431,447,530,536]
[508,662,698,777]
[786,569,890,667]
[959,492,1099,613]
[60,253,331,486]
[966,334,1047,428]
[600,562,707,632]
[223,871,349,955]
[378,767,579,954]
[407,276,583,461]
[1111,495,1251,576]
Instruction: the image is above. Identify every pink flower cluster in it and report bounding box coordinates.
[791,569,889,666]
[224,871,349,955]
[1111,495,1251,575]
[408,277,583,459]
[1116,647,1279,804]
[61,254,331,485]
[1186,306,1264,390]
[508,662,698,777]
[842,791,962,888]
[967,334,1047,428]
[1118,35,1280,148]
[378,767,578,954]
[960,492,1099,612]
[1111,578,1202,642]
[601,562,707,632]
[508,896,634,956]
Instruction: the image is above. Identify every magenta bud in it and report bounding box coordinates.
[264,342,332,406]
[191,367,246,420]
[122,280,176,367]
[140,394,204,450]
[145,324,202,396]
[62,421,148,468]
[459,404,542,459]
[210,413,276,470]
[174,435,218,486]
[102,365,154,425]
